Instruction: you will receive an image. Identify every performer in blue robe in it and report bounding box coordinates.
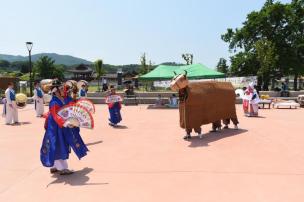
[107,86,122,127]
[40,80,88,175]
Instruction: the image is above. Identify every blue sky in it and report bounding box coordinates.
[0,0,290,67]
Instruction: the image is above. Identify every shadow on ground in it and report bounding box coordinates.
[188,129,248,148]
[86,140,103,147]
[47,167,108,187]
[113,125,128,129]
[10,122,32,126]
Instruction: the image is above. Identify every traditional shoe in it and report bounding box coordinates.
[234,125,239,130]
[50,168,59,174]
[59,169,74,175]
[183,135,191,140]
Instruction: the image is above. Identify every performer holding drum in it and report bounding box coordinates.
[33,81,44,117]
[106,85,123,127]
[4,82,19,125]
[40,80,89,175]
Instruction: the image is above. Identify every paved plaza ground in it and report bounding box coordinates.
[0,104,304,202]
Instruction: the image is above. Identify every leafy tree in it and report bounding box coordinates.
[285,0,304,90]
[229,52,260,77]
[222,0,304,89]
[216,58,229,74]
[182,53,193,65]
[139,53,149,75]
[95,59,105,91]
[0,60,10,69]
[255,39,279,90]
[53,65,65,80]
[10,61,29,73]
[35,56,56,79]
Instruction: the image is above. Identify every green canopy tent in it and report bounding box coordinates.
[139,64,225,81]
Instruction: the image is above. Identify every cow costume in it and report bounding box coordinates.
[171,72,239,140]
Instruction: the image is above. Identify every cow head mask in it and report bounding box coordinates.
[170,70,189,91]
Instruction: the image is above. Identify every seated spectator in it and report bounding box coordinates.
[155,94,164,106]
[125,84,135,97]
[167,94,178,108]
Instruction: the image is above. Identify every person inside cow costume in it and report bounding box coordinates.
[170,71,239,140]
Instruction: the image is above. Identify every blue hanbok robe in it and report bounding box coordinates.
[40,96,88,167]
[79,89,87,97]
[108,102,122,125]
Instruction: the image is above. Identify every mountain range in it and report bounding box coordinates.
[0,53,92,66]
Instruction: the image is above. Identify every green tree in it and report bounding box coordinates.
[285,0,304,90]
[0,60,10,69]
[10,61,29,73]
[222,0,304,90]
[216,58,229,75]
[95,59,104,91]
[35,56,56,79]
[53,65,65,80]
[255,39,279,90]
[229,52,260,77]
[139,53,148,75]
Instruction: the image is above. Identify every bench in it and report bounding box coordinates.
[259,100,272,109]
[273,101,300,109]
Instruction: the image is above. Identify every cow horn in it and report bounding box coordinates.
[174,71,177,76]
[184,70,188,76]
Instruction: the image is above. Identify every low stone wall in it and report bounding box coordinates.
[11,91,301,105]
[259,91,304,97]
[87,92,175,98]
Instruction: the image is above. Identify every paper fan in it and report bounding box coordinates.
[57,105,94,129]
[105,95,123,103]
[76,98,95,114]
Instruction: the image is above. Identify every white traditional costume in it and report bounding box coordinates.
[5,87,19,124]
[243,83,260,117]
[33,87,44,117]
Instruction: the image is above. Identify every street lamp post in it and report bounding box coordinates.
[26,42,33,97]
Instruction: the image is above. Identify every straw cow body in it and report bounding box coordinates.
[178,81,238,133]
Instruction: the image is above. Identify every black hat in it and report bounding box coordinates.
[50,79,63,89]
